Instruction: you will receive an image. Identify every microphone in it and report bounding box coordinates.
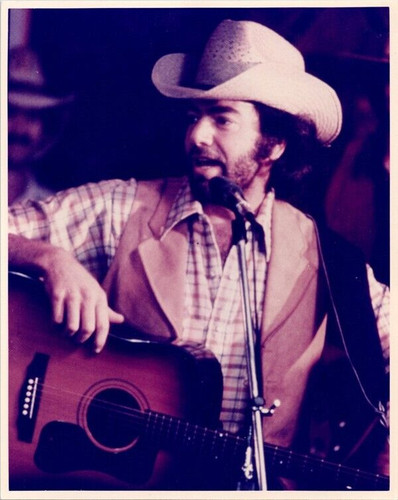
[208,176,256,222]
[208,176,266,253]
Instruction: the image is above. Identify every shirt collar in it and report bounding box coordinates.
[161,177,274,262]
[162,178,203,238]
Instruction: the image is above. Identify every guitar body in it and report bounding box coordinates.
[8,272,389,491]
[8,273,223,490]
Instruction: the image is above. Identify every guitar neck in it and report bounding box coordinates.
[144,410,388,491]
[263,443,389,491]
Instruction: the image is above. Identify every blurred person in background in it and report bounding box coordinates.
[8,46,74,205]
[324,49,389,285]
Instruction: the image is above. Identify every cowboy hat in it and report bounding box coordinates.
[8,46,74,110]
[152,19,342,145]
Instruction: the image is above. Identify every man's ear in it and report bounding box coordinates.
[269,140,286,161]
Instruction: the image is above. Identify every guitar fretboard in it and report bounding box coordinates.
[143,409,388,490]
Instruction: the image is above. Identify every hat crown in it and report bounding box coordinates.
[196,19,305,86]
[9,46,45,88]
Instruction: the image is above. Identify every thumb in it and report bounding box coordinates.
[108,307,125,324]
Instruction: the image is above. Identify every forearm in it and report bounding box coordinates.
[8,233,124,352]
[8,233,70,278]
[8,180,133,351]
[8,180,134,281]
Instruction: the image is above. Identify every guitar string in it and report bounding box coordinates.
[22,379,244,457]
[17,379,388,487]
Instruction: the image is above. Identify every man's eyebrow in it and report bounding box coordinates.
[186,104,239,115]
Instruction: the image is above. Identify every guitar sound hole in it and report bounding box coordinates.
[86,388,140,449]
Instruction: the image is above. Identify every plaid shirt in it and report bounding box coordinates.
[9,177,390,433]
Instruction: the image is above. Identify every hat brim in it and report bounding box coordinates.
[152,53,342,145]
[8,90,74,110]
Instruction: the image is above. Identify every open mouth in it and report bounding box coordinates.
[191,156,224,168]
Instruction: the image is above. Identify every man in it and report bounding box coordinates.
[8,20,389,490]
[8,46,73,204]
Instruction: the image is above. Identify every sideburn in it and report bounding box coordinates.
[254,135,280,163]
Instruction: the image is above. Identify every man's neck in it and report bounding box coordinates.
[242,169,270,214]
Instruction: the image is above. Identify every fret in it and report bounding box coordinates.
[174,417,181,445]
[270,445,282,469]
[191,423,198,447]
[353,468,362,489]
[210,431,218,455]
[335,462,342,485]
[182,419,192,447]
[149,412,157,437]
[214,430,226,461]
[154,412,162,440]
[164,414,172,441]
[196,424,210,456]
[233,434,245,459]
[301,452,309,477]
[219,431,228,461]
[287,448,293,470]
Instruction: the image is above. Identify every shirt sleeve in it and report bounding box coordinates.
[8,178,137,280]
[366,264,389,374]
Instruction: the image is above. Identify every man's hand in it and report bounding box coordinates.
[9,234,124,352]
[43,253,124,353]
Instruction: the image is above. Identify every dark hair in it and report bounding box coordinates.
[254,102,327,213]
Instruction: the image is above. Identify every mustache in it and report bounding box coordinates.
[187,146,225,167]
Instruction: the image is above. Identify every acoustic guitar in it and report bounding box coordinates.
[8,272,389,491]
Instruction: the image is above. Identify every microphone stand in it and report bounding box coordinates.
[231,214,273,491]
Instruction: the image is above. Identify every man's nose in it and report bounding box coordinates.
[188,117,214,147]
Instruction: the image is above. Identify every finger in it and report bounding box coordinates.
[92,303,111,353]
[75,296,96,343]
[51,290,66,325]
[64,293,81,336]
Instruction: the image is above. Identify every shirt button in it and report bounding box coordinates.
[228,270,239,280]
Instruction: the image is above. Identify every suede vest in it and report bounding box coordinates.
[103,177,328,447]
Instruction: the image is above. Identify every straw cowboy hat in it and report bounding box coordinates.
[8,46,74,110]
[152,19,342,144]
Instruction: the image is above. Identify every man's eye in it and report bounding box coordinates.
[215,116,231,126]
[186,114,199,124]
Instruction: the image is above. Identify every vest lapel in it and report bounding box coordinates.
[262,201,319,342]
[137,224,188,338]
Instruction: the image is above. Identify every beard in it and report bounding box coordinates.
[187,137,272,204]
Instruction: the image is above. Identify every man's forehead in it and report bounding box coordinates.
[186,99,256,114]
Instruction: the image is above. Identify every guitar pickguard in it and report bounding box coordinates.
[34,421,158,485]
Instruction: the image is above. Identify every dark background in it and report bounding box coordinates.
[8,7,390,283]
[18,8,388,184]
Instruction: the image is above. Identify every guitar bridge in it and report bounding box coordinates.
[17,352,49,442]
